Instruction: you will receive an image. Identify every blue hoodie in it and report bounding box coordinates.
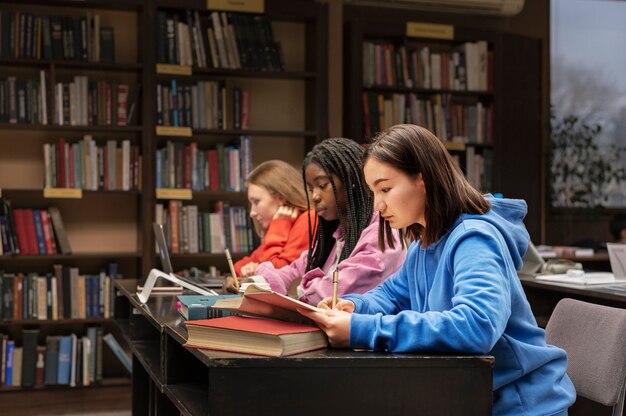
[345,197,576,416]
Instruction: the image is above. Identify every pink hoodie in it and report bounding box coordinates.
[255,214,405,305]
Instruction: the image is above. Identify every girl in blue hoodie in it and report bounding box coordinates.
[299,124,576,416]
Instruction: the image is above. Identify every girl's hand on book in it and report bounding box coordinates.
[240,262,260,277]
[317,297,355,313]
[297,307,351,348]
[222,276,254,294]
[273,205,299,222]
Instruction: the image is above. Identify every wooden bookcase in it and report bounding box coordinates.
[342,7,542,241]
[0,0,145,405]
[144,0,328,276]
[0,0,327,407]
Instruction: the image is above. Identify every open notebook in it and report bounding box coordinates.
[535,243,626,285]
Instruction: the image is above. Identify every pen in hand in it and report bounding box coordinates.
[332,269,339,309]
[225,248,239,291]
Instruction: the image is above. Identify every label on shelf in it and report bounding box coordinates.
[406,22,454,40]
[156,188,193,200]
[207,0,264,13]
[44,188,83,199]
[156,64,193,76]
[155,126,193,137]
[444,142,466,151]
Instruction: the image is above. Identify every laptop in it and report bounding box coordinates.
[519,242,546,277]
[607,243,626,280]
[153,223,223,292]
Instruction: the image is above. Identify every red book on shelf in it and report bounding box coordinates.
[184,316,327,357]
[40,210,56,255]
[23,208,39,255]
[13,208,31,255]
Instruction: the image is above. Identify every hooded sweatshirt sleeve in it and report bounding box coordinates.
[350,224,512,353]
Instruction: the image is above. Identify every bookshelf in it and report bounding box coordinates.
[0,0,145,405]
[146,0,328,275]
[343,8,542,241]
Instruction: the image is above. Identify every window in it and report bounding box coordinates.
[550,0,626,208]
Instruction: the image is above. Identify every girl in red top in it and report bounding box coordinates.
[234,160,316,277]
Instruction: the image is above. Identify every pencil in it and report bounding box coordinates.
[332,269,339,309]
[225,248,239,291]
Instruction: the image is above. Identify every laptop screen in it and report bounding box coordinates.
[608,243,626,279]
[520,242,546,276]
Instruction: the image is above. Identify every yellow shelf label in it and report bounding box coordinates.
[156,64,192,76]
[207,0,264,13]
[44,188,83,199]
[406,22,454,40]
[444,141,466,151]
[156,188,193,200]
[155,126,193,137]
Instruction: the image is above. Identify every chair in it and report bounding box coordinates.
[545,298,626,416]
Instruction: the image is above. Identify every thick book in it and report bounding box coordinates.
[185,315,327,357]
[211,283,318,324]
[48,207,71,254]
[177,294,239,320]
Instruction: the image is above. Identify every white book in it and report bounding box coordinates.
[211,12,229,68]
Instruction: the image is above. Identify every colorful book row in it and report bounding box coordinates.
[156,10,283,71]
[0,199,71,256]
[362,92,493,144]
[0,72,138,126]
[0,263,119,321]
[0,10,114,62]
[0,327,122,389]
[156,200,255,255]
[156,136,251,192]
[156,80,249,130]
[363,41,492,92]
[43,136,142,191]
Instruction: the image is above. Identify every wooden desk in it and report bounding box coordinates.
[115,279,494,416]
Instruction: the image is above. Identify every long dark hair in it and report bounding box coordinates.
[303,138,373,271]
[364,124,490,248]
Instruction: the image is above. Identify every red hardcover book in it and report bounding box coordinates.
[184,316,327,357]
[240,90,250,130]
[13,209,31,254]
[40,210,56,255]
[23,209,39,255]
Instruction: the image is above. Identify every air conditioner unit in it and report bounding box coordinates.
[343,0,525,16]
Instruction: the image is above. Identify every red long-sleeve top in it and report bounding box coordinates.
[234,210,316,275]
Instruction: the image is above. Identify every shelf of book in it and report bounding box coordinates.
[0,124,143,132]
[342,7,542,240]
[0,58,143,72]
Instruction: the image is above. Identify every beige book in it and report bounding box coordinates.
[212,283,319,324]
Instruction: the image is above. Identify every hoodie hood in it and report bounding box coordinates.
[457,195,530,270]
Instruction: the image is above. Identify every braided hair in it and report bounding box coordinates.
[302,138,373,272]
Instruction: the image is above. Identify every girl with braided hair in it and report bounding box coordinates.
[224,138,405,306]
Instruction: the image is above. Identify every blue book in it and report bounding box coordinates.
[103,333,131,375]
[5,340,15,387]
[32,210,46,254]
[177,295,239,320]
[56,335,72,385]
